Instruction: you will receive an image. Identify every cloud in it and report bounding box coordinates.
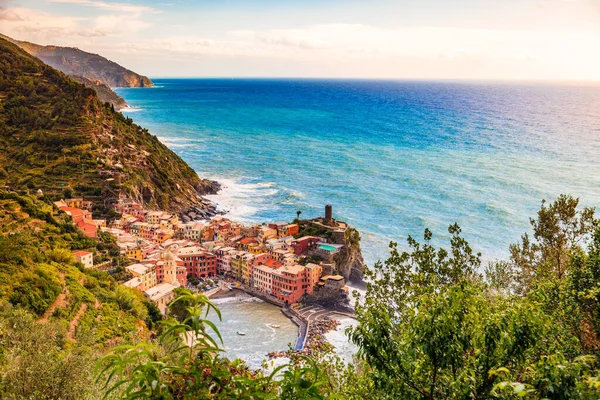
[0,6,152,42]
[94,14,151,33]
[49,0,159,14]
[0,6,22,21]
[14,25,115,37]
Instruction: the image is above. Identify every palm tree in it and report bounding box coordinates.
[296,210,302,221]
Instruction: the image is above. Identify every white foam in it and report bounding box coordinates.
[324,317,359,363]
[120,106,143,113]
[204,177,279,223]
[156,136,205,148]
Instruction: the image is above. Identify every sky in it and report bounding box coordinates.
[1,0,600,80]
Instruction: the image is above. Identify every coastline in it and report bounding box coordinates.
[206,286,354,356]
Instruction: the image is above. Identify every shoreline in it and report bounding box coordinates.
[205,285,354,356]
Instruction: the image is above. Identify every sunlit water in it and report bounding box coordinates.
[117,79,600,267]
[208,294,298,369]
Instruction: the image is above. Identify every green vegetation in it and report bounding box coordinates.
[295,222,334,240]
[0,37,218,215]
[0,192,154,398]
[69,75,128,110]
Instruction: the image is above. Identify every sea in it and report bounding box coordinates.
[116,79,600,267]
[116,78,600,367]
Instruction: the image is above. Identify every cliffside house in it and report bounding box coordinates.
[73,250,93,268]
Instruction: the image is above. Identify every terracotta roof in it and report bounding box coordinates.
[73,250,92,257]
[240,237,259,245]
[264,259,283,268]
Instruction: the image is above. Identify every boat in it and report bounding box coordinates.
[270,324,281,329]
[236,331,246,336]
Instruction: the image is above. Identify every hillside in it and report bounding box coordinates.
[0,37,219,214]
[0,33,153,88]
[0,191,159,398]
[69,75,128,110]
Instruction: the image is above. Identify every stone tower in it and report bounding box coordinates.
[164,251,177,284]
[324,204,333,225]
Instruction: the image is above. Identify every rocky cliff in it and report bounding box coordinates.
[0,34,153,88]
[0,38,218,214]
[333,227,365,284]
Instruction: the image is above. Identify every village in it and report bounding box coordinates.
[54,198,352,316]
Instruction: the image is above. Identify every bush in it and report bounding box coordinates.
[47,248,75,264]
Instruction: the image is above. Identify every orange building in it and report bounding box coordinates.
[272,265,315,304]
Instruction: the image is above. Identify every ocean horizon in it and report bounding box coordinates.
[116,78,600,266]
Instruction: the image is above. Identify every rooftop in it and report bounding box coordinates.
[123,277,142,288]
[126,263,152,275]
[144,281,181,301]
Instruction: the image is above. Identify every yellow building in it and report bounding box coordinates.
[126,263,157,291]
[126,248,142,261]
[240,253,255,285]
[65,198,84,208]
[231,251,249,282]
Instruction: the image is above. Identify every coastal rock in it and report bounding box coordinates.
[69,75,128,110]
[333,227,365,284]
[267,318,341,359]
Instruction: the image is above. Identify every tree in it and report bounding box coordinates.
[510,195,595,290]
[186,273,200,287]
[144,301,163,330]
[167,288,194,323]
[566,221,600,354]
[62,187,73,199]
[348,223,600,399]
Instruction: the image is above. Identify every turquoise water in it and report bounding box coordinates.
[116,79,600,266]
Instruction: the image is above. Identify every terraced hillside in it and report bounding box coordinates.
[0,38,219,214]
[0,191,160,398]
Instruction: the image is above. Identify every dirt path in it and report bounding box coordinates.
[67,303,88,341]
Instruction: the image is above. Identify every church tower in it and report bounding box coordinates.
[164,251,177,284]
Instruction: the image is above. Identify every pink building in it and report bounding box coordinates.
[176,246,217,278]
[253,264,276,295]
[272,265,315,304]
[214,246,234,274]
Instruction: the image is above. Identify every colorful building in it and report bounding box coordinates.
[176,246,217,278]
[272,264,314,304]
[126,263,157,291]
[291,236,320,255]
[253,264,276,295]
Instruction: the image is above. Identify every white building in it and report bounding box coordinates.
[73,250,93,268]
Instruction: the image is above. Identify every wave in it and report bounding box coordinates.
[324,317,359,363]
[156,136,206,148]
[120,106,143,113]
[204,177,280,223]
